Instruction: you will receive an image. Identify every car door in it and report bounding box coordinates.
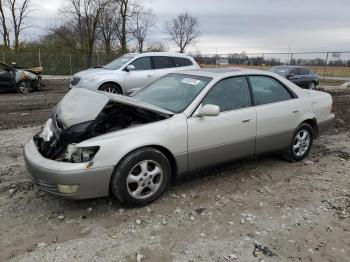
[122,56,154,91]
[298,68,311,88]
[187,76,256,171]
[248,75,302,154]
[0,63,15,90]
[151,56,175,79]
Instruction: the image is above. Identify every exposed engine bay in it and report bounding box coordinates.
[33,89,171,162]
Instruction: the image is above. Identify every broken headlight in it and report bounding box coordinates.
[66,145,100,163]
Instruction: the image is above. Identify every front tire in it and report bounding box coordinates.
[308,82,316,90]
[17,80,34,93]
[110,148,171,207]
[99,83,122,94]
[283,123,314,162]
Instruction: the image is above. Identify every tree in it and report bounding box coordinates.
[7,0,33,51]
[165,12,200,53]
[98,3,118,54]
[114,0,132,54]
[0,0,10,48]
[131,6,155,52]
[68,0,109,65]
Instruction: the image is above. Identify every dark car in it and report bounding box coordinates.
[0,61,41,93]
[268,66,319,89]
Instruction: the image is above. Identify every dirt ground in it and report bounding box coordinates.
[0,82,349,262]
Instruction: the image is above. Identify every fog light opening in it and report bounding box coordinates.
[58,184,79,194]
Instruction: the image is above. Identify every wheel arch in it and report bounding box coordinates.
[300,118,318,138]
[110,145,178,184]
[98,81,123,94]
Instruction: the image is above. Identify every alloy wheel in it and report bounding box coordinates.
[19,81,32,93]
[126,160,163,199]
[293,130,311,157]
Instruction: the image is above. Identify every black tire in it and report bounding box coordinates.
[308,81,316,90]
[16,80,34,94]
[283,123,314,162]
[99,83,122,94]
[110,148,171,207]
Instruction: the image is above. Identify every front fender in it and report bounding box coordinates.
[77,114,188,169]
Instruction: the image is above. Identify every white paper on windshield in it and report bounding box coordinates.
[181,78,201,86]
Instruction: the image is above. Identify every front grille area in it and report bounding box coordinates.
[31,175,58,193]
[70,76,81,86]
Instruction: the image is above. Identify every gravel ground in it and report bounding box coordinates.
[0,83,349,261]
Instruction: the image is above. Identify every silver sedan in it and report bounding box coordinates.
[24,68,335,206]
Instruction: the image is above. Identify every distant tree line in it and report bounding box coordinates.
[193,52,350,67]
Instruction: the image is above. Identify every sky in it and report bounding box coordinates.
[26,0,350,54]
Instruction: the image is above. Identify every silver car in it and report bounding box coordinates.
[70,52,200,95]
[24,68,335,206]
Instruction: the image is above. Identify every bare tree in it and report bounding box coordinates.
[131,6,155,52]
[165,12,200,53]
[0,0,10,48]
[114,0,134,54]
[7,0,33,51]
[98,2,118,54]
[68,0,109,65]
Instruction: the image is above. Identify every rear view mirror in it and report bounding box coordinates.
[197,104,220,117]
[126,65,135,72]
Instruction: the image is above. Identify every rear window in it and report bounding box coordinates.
[152,56,173,69]
[170,57,193,67]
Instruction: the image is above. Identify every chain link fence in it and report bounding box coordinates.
[1,50,350,78]
[1,50,119,75]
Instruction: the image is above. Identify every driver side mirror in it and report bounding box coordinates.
[196,104,220,117]
[126,65,135,72]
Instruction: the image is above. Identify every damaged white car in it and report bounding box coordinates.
[24,69,335,206]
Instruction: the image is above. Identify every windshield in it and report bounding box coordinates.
[133,73,212,113]
[103,54,136,70]
[269,66,289,76]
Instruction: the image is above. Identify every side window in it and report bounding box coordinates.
[202,76,251,112]
[171,57,193,67]
[290,68,299,75]
[299,68,310,75]
[249,76,292,106]
[153,56,173,69]
[0,64,8,74]
[129,57,152,70]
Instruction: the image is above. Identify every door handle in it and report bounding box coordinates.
[147,74,153,77]
[292,110,299,114]
[242,118,252,123]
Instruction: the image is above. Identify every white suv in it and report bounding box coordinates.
[70,52,200,95]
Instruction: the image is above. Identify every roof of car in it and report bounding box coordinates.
[135,52,194,58]
[175,67,267,78]
[270,65,309,69]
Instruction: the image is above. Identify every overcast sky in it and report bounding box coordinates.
[27,0,350,54]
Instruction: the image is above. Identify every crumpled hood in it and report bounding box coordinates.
[56,89,173,128]
[57,88,109,128]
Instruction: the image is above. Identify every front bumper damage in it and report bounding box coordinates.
[24,139,113,199]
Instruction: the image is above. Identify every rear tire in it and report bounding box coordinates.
[99,83,122,94]
[17,80,34,93]
[283,123,314,162]
[308,82,316,90]
[110,148,171,207]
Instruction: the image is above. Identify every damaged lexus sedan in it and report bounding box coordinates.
[24,68,335,206]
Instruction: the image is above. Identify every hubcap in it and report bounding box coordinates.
[104,87,117,93]
[19,82,31,93]
[293,130,311,157]
[126,160,163,199]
